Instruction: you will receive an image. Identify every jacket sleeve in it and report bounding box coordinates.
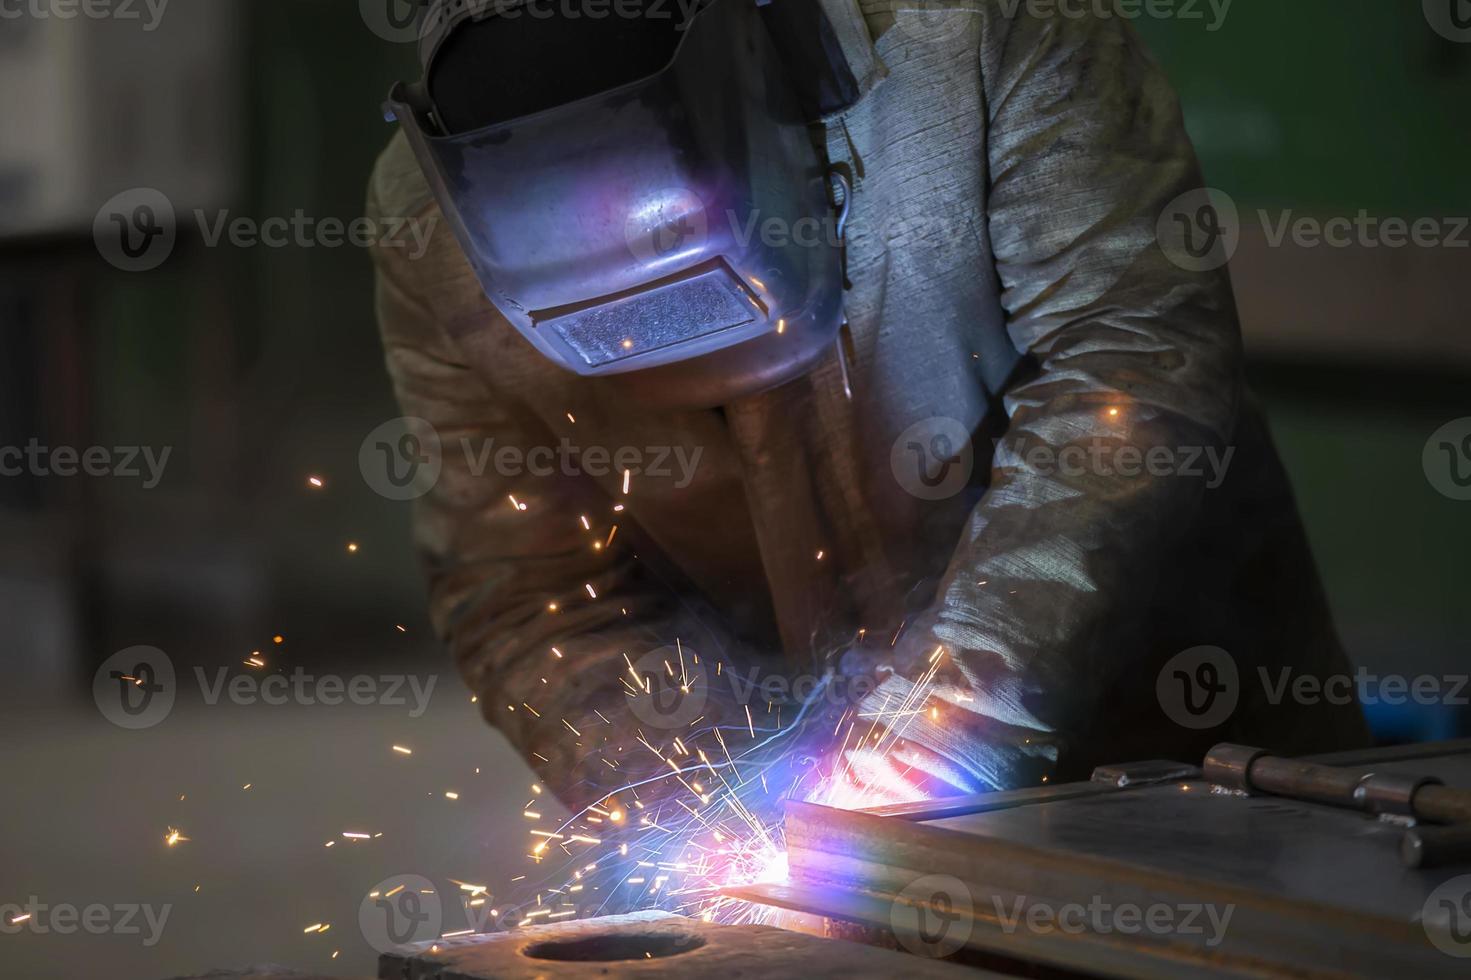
[368,189,762,809]
[847,9,1244,797]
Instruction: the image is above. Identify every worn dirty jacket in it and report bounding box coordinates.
[368,0,1369,806]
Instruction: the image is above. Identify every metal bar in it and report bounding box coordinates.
[1204,743,1471,825]
[736,743,1471,979]
[861,761,1200,822]
[764,800,1439,978]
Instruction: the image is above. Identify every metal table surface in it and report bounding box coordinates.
[735,741,1471,978]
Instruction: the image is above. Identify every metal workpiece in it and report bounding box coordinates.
[1205,743,1380,806]
[1089,759,1202,789]
[1402,823,1471,869]
[731,742,1471,978]
[1355,770,1443,817]
[376,910,980,980]
[1200,744,1267,794]
[1202,742,1471,865]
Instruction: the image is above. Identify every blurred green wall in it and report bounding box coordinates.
[1139,1,1471,738]
[1136,0,1471,211]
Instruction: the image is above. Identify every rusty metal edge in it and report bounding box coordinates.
[765,800,1451,978]
[860,742,1471,824]
[855,781,1123,822]
[726,880,1267,980]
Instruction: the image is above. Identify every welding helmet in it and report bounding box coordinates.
[385,0,856,408]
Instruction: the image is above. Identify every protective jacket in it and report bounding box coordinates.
[368,0,1369,805]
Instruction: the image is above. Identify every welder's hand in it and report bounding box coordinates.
[789,644,1060,808]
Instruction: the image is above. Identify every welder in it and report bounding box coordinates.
[368,0,1368,807]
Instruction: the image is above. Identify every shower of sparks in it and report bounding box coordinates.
[202,452,952,950]
[488,646,950,930]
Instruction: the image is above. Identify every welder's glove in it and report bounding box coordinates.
[788,645,1058,808]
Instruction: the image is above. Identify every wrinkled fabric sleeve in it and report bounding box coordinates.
[368,194,753,808]
[857,9,1243,795]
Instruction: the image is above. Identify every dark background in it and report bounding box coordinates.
[0,2,1467,978]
